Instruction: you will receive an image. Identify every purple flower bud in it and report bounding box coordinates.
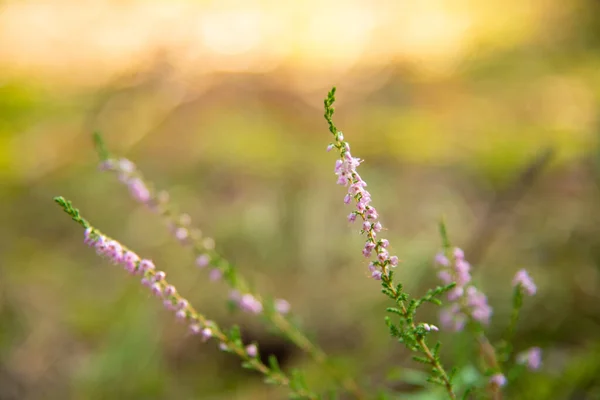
[453,247,464,260]
[362,221,371,231]
[344,194,352,204]
[517,347,542,370]
[141,277,152,287]
[371,269,383,280]
[84,227,94,246]
[139,259,155,272]
[196,254,210,268]
[373,222,382,232]
[150,283,162,296]
[177,299,189,310]
[239,294,263,314]
[153,271,166,282]
[435,253,450,267]
[201,327,212,341]
[275,299,291,315]
[128,178,151,203]
[164,285,176,297]
[513,269,537,296]
[377,250,389,263]
[362,248,372,258]
[246,344,258,357]
[380,239,389,248]
[348,213,357,223]
[326,144,335,152]
[209,268,223,282]
[123,251,140,273]
[163,299,176,310]
[175,309,187,320]
[438,270,453,284]
[489,373,506,387]
[389,256,399,266]
[189,324,201,335]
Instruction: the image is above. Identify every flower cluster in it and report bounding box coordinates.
[83,226,216,338]
[435,248,492,330]
[328,132,399,280]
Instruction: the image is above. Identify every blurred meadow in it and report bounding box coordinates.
[1,0,600,399]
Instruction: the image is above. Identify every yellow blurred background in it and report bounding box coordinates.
[1,0,600,399]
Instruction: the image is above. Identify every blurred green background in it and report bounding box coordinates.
[1,0,600,399]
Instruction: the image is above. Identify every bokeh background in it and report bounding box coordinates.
[2,0,600,399]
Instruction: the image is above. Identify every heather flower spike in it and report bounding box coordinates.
[53,196,318,400]
[324,87,457,398]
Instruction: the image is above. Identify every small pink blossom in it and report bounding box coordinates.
[246,344,258,357]
[275,299,291,315]
[513,269,537,296]
[209,268,223,282]
[489,373,506,387]
[517,347,542,371]
[196,254,210,268]
[128,178,151,203]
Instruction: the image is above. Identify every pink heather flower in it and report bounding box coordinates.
[362,221,371,231]
[118,158,136,173]
[150,283,162,296]
[348,213,357,223]
[440,306,466,332]
[371,269,382,280]
[128,178,151,203]
[219,342,229,351]
[123,251,140,273]
[517,347,542,371]
[196,254,210,268]
[455,260,472,286]
[362,248,372,258]
[326,144,335,152]
[344,194,352,204]
[105,240,123,263]
[438,270,453,284]
[275,299,291,315]
[356,201,366,212]
[435,253,450,267]
[389,256,399,266]
[95,236,108,254]
[489,373,507,387]
[141,277,152,287]
[153,271,166,282]
[447,287,464,301]
[201,327,212,341]
[377,250,389,263]
[513,269,537,296]
[373,222,382,233]
[209,268,223,282]
[189,324,201,335]
[175,309,187,320]
[246,344,258,357]
[177,299,189,310]
[139,259,155,272]
[453,247,465,260]
[365,207,378,219]
[84,227,94,246]
[380,239,389,248]
[364,241,376,252]
[98,159,115,171]
[163,299,176,310]
[164,285,176,297]
[174,227,189,242]
[239,294,263,314]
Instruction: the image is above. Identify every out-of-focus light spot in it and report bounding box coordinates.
[201,10,263,56]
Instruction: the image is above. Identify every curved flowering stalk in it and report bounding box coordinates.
[91,133,364,399]
[323,88,457,399]
[435,222,540,397]
[53,196,318,400]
